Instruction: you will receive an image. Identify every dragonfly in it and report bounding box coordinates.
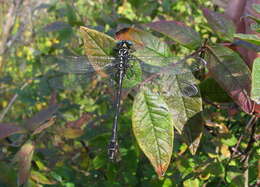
[52,40,206,161]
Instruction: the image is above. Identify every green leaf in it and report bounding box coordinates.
[145,20,202,49]
[182,113,203,155]
[31,170,56,185]
[252,4,260,13]
[251,57,260,104]
[203,162,224,177]
[93,154,107,169]
[115,27,173,65]
[118,27,203,154]
[220,134,237,146]
[234,34,260,45]
[162,178,173,187]
[251,23,260,33]
[0,162,17,186]
[123,59,142,88]
[65,4,78,25]
[199,78,232,102]
[205,45,253,114]
[183,178,200,187]
[203,8,236,41]
[245,15,260,25]
[226,167,244,187]
[60,127,84,139]
[154,71,203,155]
[132,87,173,176]
[80,26,116,57]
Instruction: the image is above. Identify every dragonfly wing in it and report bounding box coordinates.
[47,55,116,90]
[169,72,199,97]
[56,55,115,74]
[128,56,204,97]
[139,70,199,97]
[135,56,206,74]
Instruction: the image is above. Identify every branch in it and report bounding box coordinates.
[0,79,32,122]
[240,117,258,162]
[0,0,24,55]
[224,115,258,182]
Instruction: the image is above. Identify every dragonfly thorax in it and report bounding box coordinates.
[116,40,132,58]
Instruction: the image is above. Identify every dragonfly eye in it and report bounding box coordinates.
[125,40,133,47]
[116,40,132,49]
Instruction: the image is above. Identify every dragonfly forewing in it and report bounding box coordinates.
[134,56,206,74]
[56,55,115,74]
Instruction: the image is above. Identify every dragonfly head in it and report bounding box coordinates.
[116,40,133,48]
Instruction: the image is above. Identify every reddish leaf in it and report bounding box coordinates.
[115,27,172,54]
[115,27,145,46]
[145,20,202,49]
[0,123,25,139]
[14,141,35,186]
[49,91,57,105]
[66,113,91,129]
[203,8,236,41]
[32,117,56,135]
[225,0,247,30]
[205,45,254,114]
[243,0,260,66]
[254,103,260,117]
[22,104,59,132]
[225,0,260,67]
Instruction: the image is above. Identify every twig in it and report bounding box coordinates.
[0,0,24,55]
[243,117,258,155]
[230,116,257,158]
[0,0,24,67]
[224,115,258,182]
[244,156,249,187]
[203,98,222,109]
[0,80,31,122]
